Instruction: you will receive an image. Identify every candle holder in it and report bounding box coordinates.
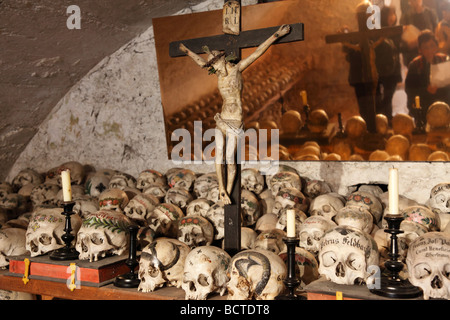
[275,237,306,300]
[114,224,140,288]
[370,214,422,299]
[50,201,79,261]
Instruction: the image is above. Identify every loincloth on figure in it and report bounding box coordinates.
[214,113,244,137]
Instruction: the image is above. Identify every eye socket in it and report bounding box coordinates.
[321,251,337,267]
[443,264,450,280]
[149,267,160,278]
[346,252,364,270]
[90,233,104,245]
[435,194,446,204]
[413,263,432,280]
[198,273,210,286]
[39,233,52,245]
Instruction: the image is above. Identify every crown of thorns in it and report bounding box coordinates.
[202,46,235,68]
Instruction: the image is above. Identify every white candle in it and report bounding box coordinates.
[286,209,296,237]
[61,170,72,202]
[388,168,399,215]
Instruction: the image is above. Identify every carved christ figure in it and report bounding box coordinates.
[179,24,291,204]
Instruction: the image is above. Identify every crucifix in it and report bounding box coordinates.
[325,2,402,134]
[169,0,304,255]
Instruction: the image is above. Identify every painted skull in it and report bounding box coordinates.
[193,172,220,202]
[402,205,440,232]
[254,229,287,254]
[108,172,137,190]
[164,187,193,211]
[30,183,60,208]
[123,193,159,225]
[278,246,319,289]
[227,249,286,300]
[318,225,379,285]
[303,179,332,199]
[177,215,214,248]
[427,182,450,230]
[273,187,309,216]
[98,188,129,212]
[299,215,337,255]
[309,193,345,220]
[182,246,231,300]
[138,238,190,292]
[241,168,265,195]
[147,202,184,237]
[241,190,261,227]
[167,168,196,191]
[75,209,132,262]
[186,198,214,217]
[136,169,166,192]
[346,191,383,223]
[406,232,450,300]
[269,171,302,198]
[84,174,110,198]
[26,208,82,257]
[335,205,374,234]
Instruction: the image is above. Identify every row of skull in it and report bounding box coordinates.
[1,161,450,300]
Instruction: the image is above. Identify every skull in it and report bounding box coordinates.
[259,189,275,215]
[0,182,13,200]
[299,216,337,255]
[273,187,309,216]
[72,195,99,219]
[164,187,193,211]
[26,208,82,257]
[205,201,226,240]
[254,229,287,254]
[148,203,184,237]
[303,179,332,199]
[98,188,129,212]
[12,169,43,192]
[167,168,196,191]
[227,249,286,300]
[406,232,450,300]
[30,183,60,208]
[402,205,440,232]
[182,245,231,300]
[241,190,261,227]
[76,209,132,262]
[138,238,190,292]
[45,161,85,186]
[346,191,383,223]
[269,171,302,198]
[84,174,110,197]
[278,247,319,289]
[136,169,166,192]
[186,198,214,217]
[123,193,159,225]
[0,193,29,219]
[137,226,155,249]
[309,193,345,220]
[241,227,257,250]
[318,225,379,285]
[0,228,29,268]
[193,172,219,201]
[108,172,137,190]
[265,165,299,190]
[335,205,374,234]
[177,215,214,248]
[241,168,265,195]
[255,213,278,233]
[427,182,450,230]
[142,184,169,201]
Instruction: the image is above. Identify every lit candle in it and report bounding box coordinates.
[415,96,421,109]
[286,209,296,237]
[388,168,399,215]
[61,170,72,202]
[300,90,308,106]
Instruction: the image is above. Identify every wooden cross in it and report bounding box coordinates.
[326,25,402,133]
[169,1,304,256]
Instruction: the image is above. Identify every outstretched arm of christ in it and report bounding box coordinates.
[179,43,207,68]
[238,24,291,72]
